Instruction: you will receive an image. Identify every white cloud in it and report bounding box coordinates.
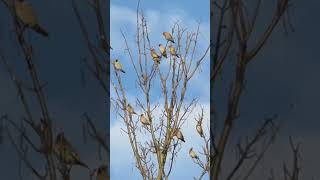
[110,120,140,178]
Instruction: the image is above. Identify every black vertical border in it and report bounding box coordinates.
[106,0,110,176]
[210,0,214,179]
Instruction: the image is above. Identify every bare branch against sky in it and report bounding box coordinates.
[110,1,209,179]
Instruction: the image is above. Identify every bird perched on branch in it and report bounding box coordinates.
[169,45,180,58]
[172,128,185,142]
[158,44,167,58]
[55,132,88,168]
[96,165,109,180]
[140,114,151,126]
[113,59,125,73]
[150,48,161,64]
[127,104,137,115]
[196,121,204,137]
[189,147,198,159]
[15,0,48,37]
[163,32,174,43]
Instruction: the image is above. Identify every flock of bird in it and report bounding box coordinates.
[126,102,205,161]
[113,31,181,73]
[13,0,204,175]
[112,22,205,164]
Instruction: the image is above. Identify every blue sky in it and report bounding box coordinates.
[110,0,210,179]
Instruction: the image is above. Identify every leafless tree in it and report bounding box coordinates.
[210,0,299,180]
[110,2,210,179]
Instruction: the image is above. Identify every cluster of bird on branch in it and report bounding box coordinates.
[126,101,205,163]
[112,31,181,73]
[112,29,208,164]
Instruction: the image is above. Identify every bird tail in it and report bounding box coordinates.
[170,40,175,43]
[32,24,49,37]
[176,54,180,58]
[120,69,126,73]
[181,138,185,143]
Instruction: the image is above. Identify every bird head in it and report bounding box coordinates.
[140,114,144,117]
[115,59,119,62]
[158,44,163,47]
[189,147,193,153]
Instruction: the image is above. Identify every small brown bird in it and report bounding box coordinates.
[15,0,48,37]
[163,32,174,43]
[55,132,88,168]
[169,45,180,58]
[204,163,209,171]
[150,48,161,64]
[141,74,148,85]
[96,165,109,180]
[181,57,186,64]
[158,44,167,58]
[113,59,126,73]
[196,122,204,137]
[140,114,151,125]
[173,128,185,142]
[189,147,198,159]
[127,104,137,115]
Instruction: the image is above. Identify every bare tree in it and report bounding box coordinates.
[210,0,299,180]
[109,2,210,179]
[0,0,109,179]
